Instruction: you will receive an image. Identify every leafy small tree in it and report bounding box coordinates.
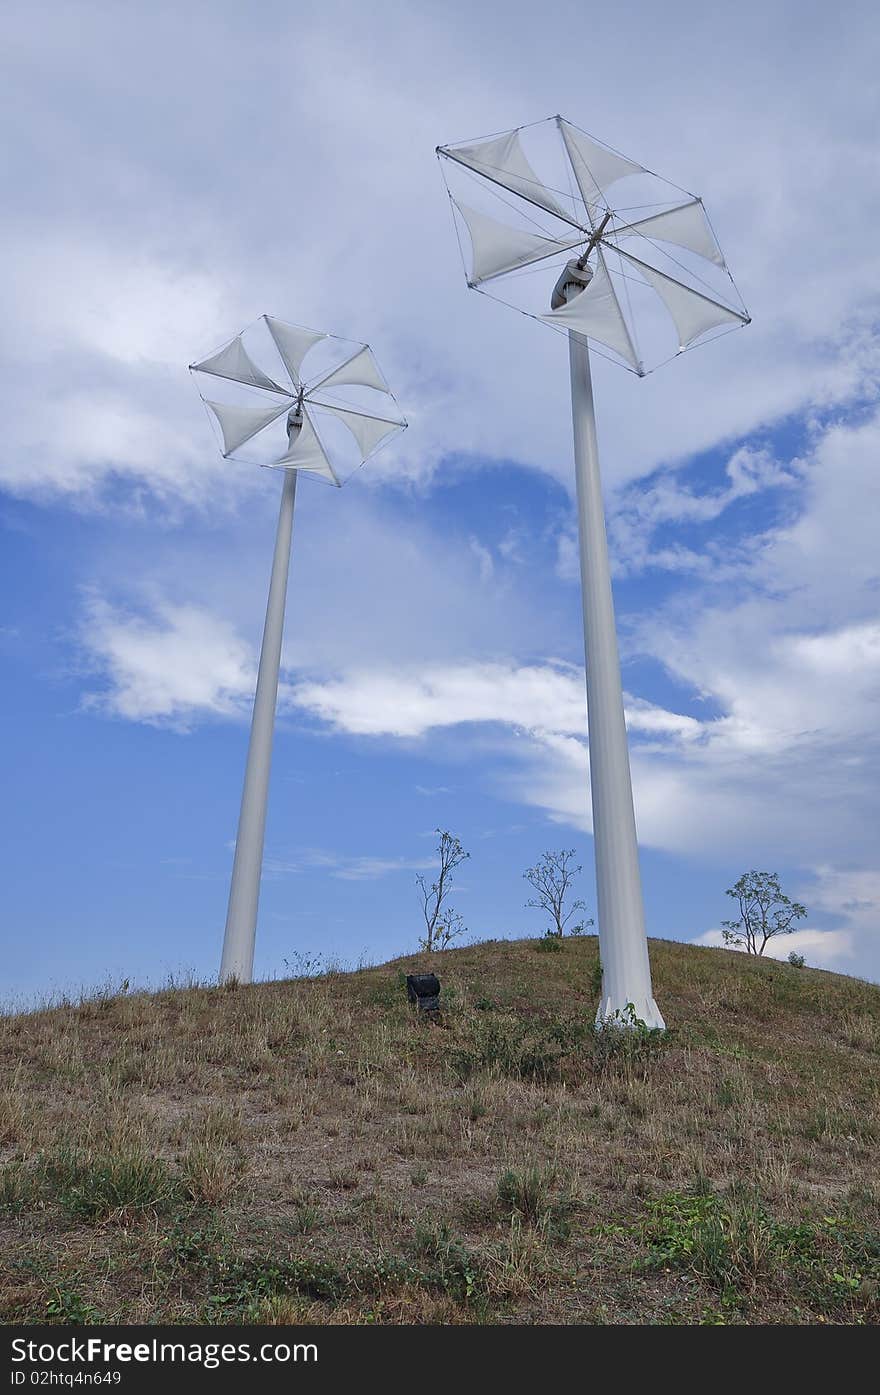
[416,829,469,951]
[524,849,593,938]
[721,870,807,956]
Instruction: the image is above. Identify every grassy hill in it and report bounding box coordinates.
[1,936,878,1326]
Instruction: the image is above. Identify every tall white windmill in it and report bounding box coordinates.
[437,118,750,1028]
[190,316,406,983]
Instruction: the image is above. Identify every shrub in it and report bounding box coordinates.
[592,1005,668,1070]
[535,934,563,954]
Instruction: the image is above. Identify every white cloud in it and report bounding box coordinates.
[555,530,580,583]
[610,445,800,577]
[80,597,255,728]
[289,660,700,747]
[794,866,880,978]
[3,4,880,504]
[290,661,587,739]
[74,398,880,892]
[468,536,495,582]
[691,927,855,969]
[2,232,228,370]
[690,869,880,975]
[264,848,434,881]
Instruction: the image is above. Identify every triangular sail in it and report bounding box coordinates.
[454,199,583,285]
[264,317,327,385]
[313,402,403,460]
[541,249,641,370]
[191,335,286,393]
[269,409,339,484]
[606,199,724,267]
[204,398,289,457]
[310,344,390,395]
[442,130,580,227]
[558,120,644,215]
[616,247,747,349]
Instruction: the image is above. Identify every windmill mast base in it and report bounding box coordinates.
[220,466,298,985]
[567,321,665,1031]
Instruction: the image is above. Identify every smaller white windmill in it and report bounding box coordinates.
[190,316,406,984]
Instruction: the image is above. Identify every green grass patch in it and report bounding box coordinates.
[46,1148,182,1224]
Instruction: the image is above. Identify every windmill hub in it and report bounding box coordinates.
[550,258,594,311]
[286,396,304,443]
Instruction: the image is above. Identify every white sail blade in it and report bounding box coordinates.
[616,247,748,349]
[454,200,582,285]
[314,402,403,461]
[264,316,327,385]
[541,250,641,370]
[310,344,390,395]
[204,398,289,457]
[269,409,340,484]
[558,120,644,213]
[442,130,579,227]
[191,335,286,393]
[606,199,724,267]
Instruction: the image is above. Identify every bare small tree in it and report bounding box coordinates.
[524,849,592,938]
[721,870,807,956]
[416,829,469,951]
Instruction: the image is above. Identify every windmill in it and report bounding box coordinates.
[190,316,406,983]
[437,118,751,1028]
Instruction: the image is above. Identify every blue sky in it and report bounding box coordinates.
[2,0,879,1001]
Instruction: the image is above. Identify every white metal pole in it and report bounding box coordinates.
[567,327,665,1029]
[220,466,298,984]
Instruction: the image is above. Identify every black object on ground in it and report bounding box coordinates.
[406,973,441,1013]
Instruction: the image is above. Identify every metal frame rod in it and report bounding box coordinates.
[566,307,664,1029]
[220,467,298,984]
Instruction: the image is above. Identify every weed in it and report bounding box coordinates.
[0,1161,40,1211]
[466,1093,488,1122]
[326,1165,360,1192]
[449,1013,590,1083]
[497,1167,553,1226]
[45,1286,102,1325]
[640,1189,815,1293]
[179,1145,246,1206]
[411,1221,483,1303]
[589,957,603,997]
[288,1202,321,1234]
[592,1005,668,1071]
[283,951,328,979]
[496,1166,576,1242]
[203,1256,347,1319]
[47,1148,181,1224]
[839,1010,880,1053]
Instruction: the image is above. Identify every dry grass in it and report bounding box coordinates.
[1,936,878,1325]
